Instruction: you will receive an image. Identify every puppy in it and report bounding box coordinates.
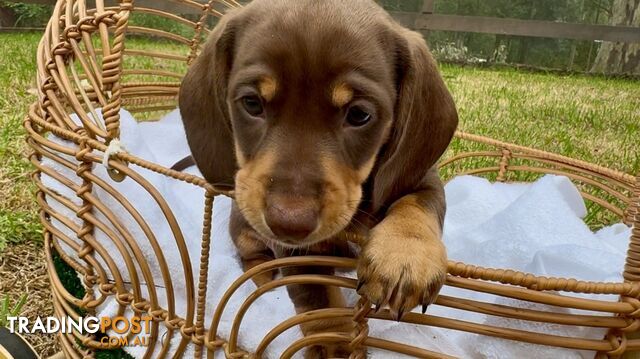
[178,0,458,356]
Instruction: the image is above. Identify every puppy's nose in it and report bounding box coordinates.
[265,196,319,240]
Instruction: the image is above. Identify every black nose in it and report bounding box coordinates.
[265,195,319,240]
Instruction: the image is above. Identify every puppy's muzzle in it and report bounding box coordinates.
[264,176,322,241]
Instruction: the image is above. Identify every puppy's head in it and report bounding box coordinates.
[180,0,458,248]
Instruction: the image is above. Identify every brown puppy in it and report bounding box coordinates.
[178,0,458,357]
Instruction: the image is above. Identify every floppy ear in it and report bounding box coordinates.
[179,12,241,189]
[372,28,458,212]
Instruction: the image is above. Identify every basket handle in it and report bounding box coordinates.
[100,0,132,141]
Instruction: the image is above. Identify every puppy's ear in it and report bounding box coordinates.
[179,12,242,189]
[372,28,458,212]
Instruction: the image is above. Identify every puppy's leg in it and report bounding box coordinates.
[357,168,447,320]
[229,202,276,287]
[277,245,354,359]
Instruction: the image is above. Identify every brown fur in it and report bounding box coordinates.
[178,1,458,357]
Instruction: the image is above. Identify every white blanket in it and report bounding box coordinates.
[41,109,632,358]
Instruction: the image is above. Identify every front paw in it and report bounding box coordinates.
[356,223,447,320]
[305,343,353,359]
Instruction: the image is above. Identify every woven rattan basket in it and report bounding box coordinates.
[24,0,640,357]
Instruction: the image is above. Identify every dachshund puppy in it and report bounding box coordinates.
[178,0,458,356]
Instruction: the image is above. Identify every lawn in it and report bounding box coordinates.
[0,33,43,252]
[444,64,640,175]
[0,31,638,356]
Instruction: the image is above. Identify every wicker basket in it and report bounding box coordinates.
[24,0,640,358]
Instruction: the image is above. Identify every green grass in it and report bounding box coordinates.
[0,293,28,328]
[0,32,42,252]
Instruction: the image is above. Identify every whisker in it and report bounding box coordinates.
[353,208,378,222]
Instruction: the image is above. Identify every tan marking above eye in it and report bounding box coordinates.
[258,76,278,102]
[332,83,354,108]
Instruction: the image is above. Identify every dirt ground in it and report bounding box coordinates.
[0,242,60,357]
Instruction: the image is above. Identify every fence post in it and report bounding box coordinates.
[421,0,435,13]
[420,0,435,40]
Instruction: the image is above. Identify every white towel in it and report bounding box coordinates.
[41,109,631,358]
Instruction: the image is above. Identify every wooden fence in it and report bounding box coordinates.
[5,0,640,45]
[410,0,639,43]
[6,0,639,43]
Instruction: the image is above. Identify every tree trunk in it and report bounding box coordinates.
[591,0,640,75]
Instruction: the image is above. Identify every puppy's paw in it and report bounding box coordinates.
[300,316,355,358]
[305,343,352,359]
[356,222,446,320]
[242,256,276,287]
[250,269,276,287]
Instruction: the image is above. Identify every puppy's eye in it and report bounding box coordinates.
[345,106,372,127]
[241,95,264,117]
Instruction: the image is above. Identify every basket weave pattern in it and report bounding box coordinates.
[24,0,640,357]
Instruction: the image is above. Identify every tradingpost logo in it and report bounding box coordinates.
[6,315,153,347]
